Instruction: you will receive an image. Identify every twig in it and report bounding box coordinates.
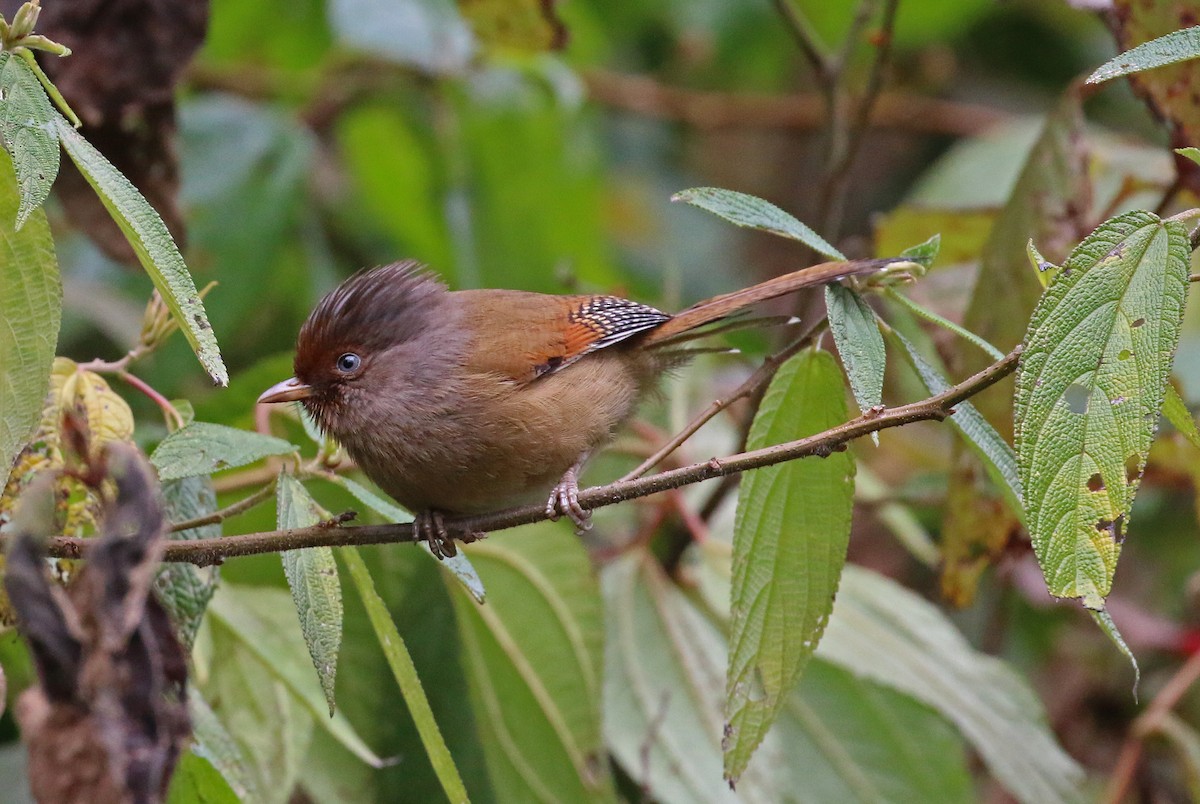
[621,324,824,481]
[115,371,185,431]
[582,69,1007,137]
[1104,649,1200,804]
[771,0,830,80]
[167,479,277,533]
[31,348,1021,567]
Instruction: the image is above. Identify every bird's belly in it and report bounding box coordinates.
[347,352,650,516]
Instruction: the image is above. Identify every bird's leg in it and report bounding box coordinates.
[546,453,592,533]
[415,509,456,559]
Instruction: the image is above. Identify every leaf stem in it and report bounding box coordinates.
[16,47,79,127]
[168,479,277,533]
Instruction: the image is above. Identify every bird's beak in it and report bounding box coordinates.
[258,377,313,404]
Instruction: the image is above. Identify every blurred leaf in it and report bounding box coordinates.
[672,187,844,259]
[1164,382,1200,449]
[334,104,452,270]
[198,600,317,804]
[899,232,941,265]
[1087,24,1200,83]
[150,422,295,481]
[0,148,58,487]
[277,474,344,717]
[818,566,1085,804]
[0,53,59,228]
[340,545,469,803]
[459,0,567,52]
[604,552,973,803]
[166,749,239,804]
[725,349,854,782]
[157,476,221,647]
[54,116,227,386]
[1155,712,1200,800]
[875,207,995,265]
[1179,146,1200,167]
[202,0,332,71]
[206,584,384,768]
[450,526,613,802]
[328,473,486,604]
[327,0,474,74]
[887,328,1022,517]
[189,689,261,803]
[825,285,884,429]
[1015,211,1189,607]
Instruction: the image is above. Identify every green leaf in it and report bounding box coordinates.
[166,749,240,804]
[826,285,885,421]
[277,474,344,717]
[1091,608,1139,694]
[1087,25,1200,84]
[886,288,1005,360]
[150,421,295,481]
[205,584,385,769]
[817,566,1085,804]
[0,53,59,228]
[1164,383,1200,450]
[1014,211,1190,607]
[329,473,486,603]
[899,232,941,265]
[672,187,845,260]
[888,327,1023,516]
[156,476,221,647]
[449,526,614,802]
[340,545,469,804]
[0,147,58,488]
[604,551,973,803]
[1178,146,1200,167]
[725,349,855,782]
[188,689,262,803]
[53,115,227,386]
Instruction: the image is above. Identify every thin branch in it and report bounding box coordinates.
[33,348,1021,567]
[771,0,831,80]
[167,479,277,533]
[1104,649,1200,804]
[621,322,825,481]
[116,371,185,431]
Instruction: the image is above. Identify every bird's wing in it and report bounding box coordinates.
[456,289,670,383]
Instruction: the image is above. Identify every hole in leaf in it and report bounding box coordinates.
[1125,455,1142,483]
[1063,383,1090,414]
[1087,473,1104,492]
[1131,318,1145,328]
[1117,349,1132,361]
[1097,514,1128,544]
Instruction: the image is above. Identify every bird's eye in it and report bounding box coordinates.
[336,353,362,373]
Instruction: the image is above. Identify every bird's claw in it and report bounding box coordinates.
[545,472,591,534]
[416,510,457,559]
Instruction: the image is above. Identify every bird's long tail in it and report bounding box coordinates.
[641,258,892,348]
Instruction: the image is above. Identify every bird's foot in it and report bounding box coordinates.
[545,467,592,534]
[415,509,457,559]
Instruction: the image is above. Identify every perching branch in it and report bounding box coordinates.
[37,347,1022,568]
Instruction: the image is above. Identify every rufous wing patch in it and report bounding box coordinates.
[532,296,670,378]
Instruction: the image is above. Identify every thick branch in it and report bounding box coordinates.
[39,348,1021,567]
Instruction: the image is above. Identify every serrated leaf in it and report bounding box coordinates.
[1015,211,1189,607]
[53,115,227,386]
[340,545,468,804]
[150,422,295,481]
[672,187,844,259]
[899,232,941,265]
[1087,25,1200,83]
[206,584,384,769]
[725,349,854,782]
[604,551,973,804]
[331,473,485,603]
[0,53,59,228]
[818,566,1085,804]
[888,328,1023,516]
[156,475,221,647]
[277,474,343,717]
[449,525,614,802]
[825,285,885,441]
[0,147,58,487]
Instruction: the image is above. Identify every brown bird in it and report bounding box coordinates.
[259,259,885,558]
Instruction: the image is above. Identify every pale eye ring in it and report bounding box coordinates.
[336,352,362,373]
